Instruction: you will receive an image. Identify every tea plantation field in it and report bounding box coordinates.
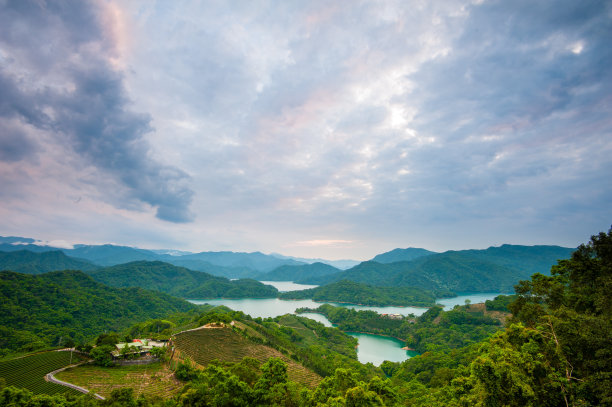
[0,350,86,395]
[173,327,321,387]
[56,362,182,399]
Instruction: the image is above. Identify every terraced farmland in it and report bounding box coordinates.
[173,327,321,387]
[0,350,86,396]
[55,362,182,399]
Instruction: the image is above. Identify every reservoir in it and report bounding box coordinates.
[437,293,506,309]
[259,281,318,292]
[188,288,506,366]
[348,332,419,366]
[189,297,428,318]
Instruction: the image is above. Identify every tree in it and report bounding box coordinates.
[91,345,115,367]
[507,228,612,406]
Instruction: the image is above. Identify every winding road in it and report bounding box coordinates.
[45,356,105,400]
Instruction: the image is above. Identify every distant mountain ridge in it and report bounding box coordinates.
[0,250,98,274]
[0,250,279,299]
[297,244,575,293]
[259,262,341,282]
[370,247,437,263]
[269,253,360,270]
[0,236,310,278]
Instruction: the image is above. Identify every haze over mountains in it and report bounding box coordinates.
[0,235,575,295]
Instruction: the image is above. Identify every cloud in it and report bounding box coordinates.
[292,240,354,247]
[0,0,194,222]
[1,0,610,257]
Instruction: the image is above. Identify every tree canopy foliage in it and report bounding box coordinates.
[0,270,195,353]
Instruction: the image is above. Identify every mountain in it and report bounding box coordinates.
[0,236,36,244]
[371,247,436,263]
[163,257,262,279]
[66,244,161,266]
[90,260,278,298]
[269,253,360,270]
[0,242,56,253]
[0,269,196,352]
[0,236,337,276]
[278,280,446,307]
[0,250,98,274]
[298,245,575,293]
[175,251,306,272]
[258,262,341,282]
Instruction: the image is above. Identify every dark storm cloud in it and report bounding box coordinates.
[0,0,194,222]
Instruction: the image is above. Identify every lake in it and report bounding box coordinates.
[189,297,429,317]
[188,289,506,366]
[259,281,318,292]
[436,293,506,309]
[299,313,419,365]
[348,332,420,366]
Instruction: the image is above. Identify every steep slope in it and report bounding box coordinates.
[173,326,322,387]
[90,261,278,298]
[0,270,196,351]
[0,250,98,274]
[259,262,341,282]
[371,247,437,263]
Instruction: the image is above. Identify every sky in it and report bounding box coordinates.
[0,0,611,260]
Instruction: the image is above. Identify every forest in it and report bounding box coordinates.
[0,229,610,406]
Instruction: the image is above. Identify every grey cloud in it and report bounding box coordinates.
[0,121,37,162]
[0,0,194,222]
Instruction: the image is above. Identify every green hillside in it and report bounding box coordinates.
[279,280,448,307]
[0,250,98,274]
[163,257,262,279]
[175,251,305,272]
[259,262,341,282]
[66,244,161,266]
[90,261,278,298]
[173,326,322,387]
[0,270,196,353]
[301,245,574,292]
[371,247,437,263]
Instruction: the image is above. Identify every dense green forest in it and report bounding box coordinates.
[300,245,574,292]
[0,250,98,274]
[0,270,196,354]
[0,230,609,406]
[89,261,278,298]
[370,247,436,263]
[280,280,451,307]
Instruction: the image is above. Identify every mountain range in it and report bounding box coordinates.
[295,245,575,292]
[0,235,575,294]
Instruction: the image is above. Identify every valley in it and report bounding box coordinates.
[0,230,609,406]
